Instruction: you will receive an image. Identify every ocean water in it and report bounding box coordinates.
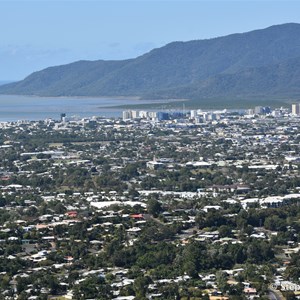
[0,95,168,122]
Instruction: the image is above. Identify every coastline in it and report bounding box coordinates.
[0,95,187,122]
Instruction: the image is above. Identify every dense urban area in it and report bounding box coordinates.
[1,104,300,300]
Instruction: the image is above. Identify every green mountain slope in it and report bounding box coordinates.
[145,56,300,100]
[1,23,300,100]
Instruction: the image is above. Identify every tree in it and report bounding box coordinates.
[264,215,286,231]
[216,271,229,293]
[133,276,152,298]
[181,241,209,278]
[147,199,163,217]
[73,275,112,299]
[219,225,233,238]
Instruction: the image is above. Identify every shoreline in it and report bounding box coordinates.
[0,93,187,101]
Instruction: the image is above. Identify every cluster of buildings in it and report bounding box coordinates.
[0,103,300,299]
[122,110,169,121]
[122,103,298,124]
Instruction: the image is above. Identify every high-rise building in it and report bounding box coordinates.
[292,104,300,115]
[190,110,197,119]
[131,110,139,118]
[254,106,264,115]
[122,111,132,120]
[60,113,66,123]
[156,112,169,121]
[139,111,148,118]
[148,111,157,119]
[254,106,271,115]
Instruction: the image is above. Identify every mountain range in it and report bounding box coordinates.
[1,23,300,103]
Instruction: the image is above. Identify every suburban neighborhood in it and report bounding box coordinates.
[0,106,300,299]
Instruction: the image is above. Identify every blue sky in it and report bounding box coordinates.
[1,0,300,80]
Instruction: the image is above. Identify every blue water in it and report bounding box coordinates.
[0,95,170,122]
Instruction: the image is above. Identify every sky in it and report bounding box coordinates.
[1,0,300,81]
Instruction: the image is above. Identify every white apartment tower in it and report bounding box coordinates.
[292,104,300,115]
[122,111,132,120]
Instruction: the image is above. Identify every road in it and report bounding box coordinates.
[268,288,285,300]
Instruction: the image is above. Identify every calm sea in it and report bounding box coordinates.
[0,95,169,122]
